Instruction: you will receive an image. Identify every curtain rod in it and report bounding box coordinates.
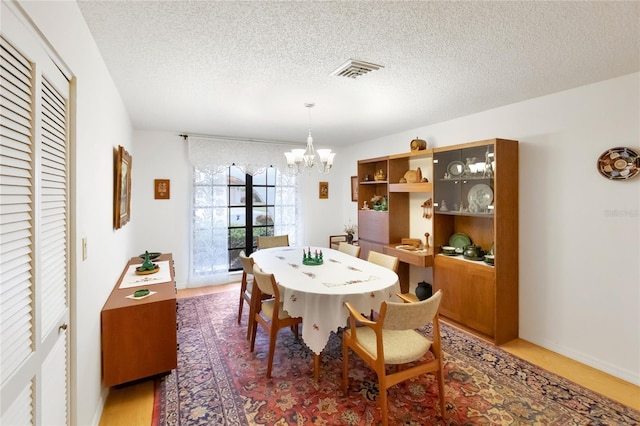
[179,133,304,148]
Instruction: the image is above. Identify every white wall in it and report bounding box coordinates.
[15,1,135,425]
[131,132,191,285]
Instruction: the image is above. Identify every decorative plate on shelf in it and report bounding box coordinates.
[447,161,465,177]
[597,147,639,180]
[404,170,418,183]
[468,184,493,209]
[449,232,471,250]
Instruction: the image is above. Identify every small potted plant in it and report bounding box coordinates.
[344,221,358,244]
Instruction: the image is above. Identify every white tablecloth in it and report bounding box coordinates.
[251,246,400,354]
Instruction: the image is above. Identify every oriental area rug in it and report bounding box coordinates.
[153,290,639,425]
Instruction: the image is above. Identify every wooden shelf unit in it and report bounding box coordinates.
[357,150,434,293]
[101,253,177,387]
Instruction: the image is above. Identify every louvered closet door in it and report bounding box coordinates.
[1,4,71,425]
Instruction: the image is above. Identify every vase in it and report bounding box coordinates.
[415,281,432,301]
[347,233,354,244]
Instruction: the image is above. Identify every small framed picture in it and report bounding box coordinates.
[154,179,170,199]
[350,176,358,201]
[319,181,329,199]
[114,146,132,229]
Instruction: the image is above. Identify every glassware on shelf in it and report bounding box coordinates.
[484,147,494,178]
[464,158,475,176]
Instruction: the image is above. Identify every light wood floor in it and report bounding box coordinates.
[99,283,640,425]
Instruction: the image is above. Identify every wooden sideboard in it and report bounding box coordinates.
[101,253,177,387]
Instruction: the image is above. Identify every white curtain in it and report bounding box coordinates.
[186,136,302,287]
[187,136,291,176]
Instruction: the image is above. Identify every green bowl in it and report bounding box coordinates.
[139,252,161,260]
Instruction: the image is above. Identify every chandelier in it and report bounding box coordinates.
[284,103,335,174]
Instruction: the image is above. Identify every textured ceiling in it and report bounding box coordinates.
[77,1,639,147]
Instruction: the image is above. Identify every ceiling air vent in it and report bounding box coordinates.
[330,59,384,79]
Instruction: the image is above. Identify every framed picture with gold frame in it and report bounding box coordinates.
[114,145,132,229]
[154,179,170,199]
[350,176,358,201]
[319,181,329,199]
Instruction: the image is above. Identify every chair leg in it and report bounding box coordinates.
[266,325,277,378]
[437,364,446,418]
[249,315,258,352]
[378,377,389,426]
[342,336,349,394]
[246,295,257,341]
[293,323,299,340]
[237,295,244,325]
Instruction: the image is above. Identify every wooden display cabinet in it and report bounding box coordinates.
[432,138,518,344]
[101,253,177,387]
[357,151,434,293]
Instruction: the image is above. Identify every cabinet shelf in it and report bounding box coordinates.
[437,176,491,182]
[388,182,433,192]
[435,211,494,218]
[435,253,494,268]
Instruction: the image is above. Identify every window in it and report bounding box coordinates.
[190,164,298,285]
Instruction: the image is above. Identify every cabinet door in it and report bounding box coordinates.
[358,210,389,243]
[433,144,494,216]
[460,264,495,337]
[433,256,464,323]
[434,256,495,338]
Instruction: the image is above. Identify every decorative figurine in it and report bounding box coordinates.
[135,251,159,275]
[484,147,494,178]
[421,198,432,219]
[440,200,448,212]
[302,247,323,265]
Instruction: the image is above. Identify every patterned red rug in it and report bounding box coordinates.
[154,290,639,425]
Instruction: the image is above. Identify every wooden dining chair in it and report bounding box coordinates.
[238,251,272,340]
[329,234,348,249]
[250,264,302,378]
[257,235,289,249]
[367,250,399,273]
[338,241,361,258]
[342,290,445,425]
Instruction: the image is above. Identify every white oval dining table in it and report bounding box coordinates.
[251,246,400,381]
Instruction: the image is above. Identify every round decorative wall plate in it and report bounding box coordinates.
[597,147,639,180]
